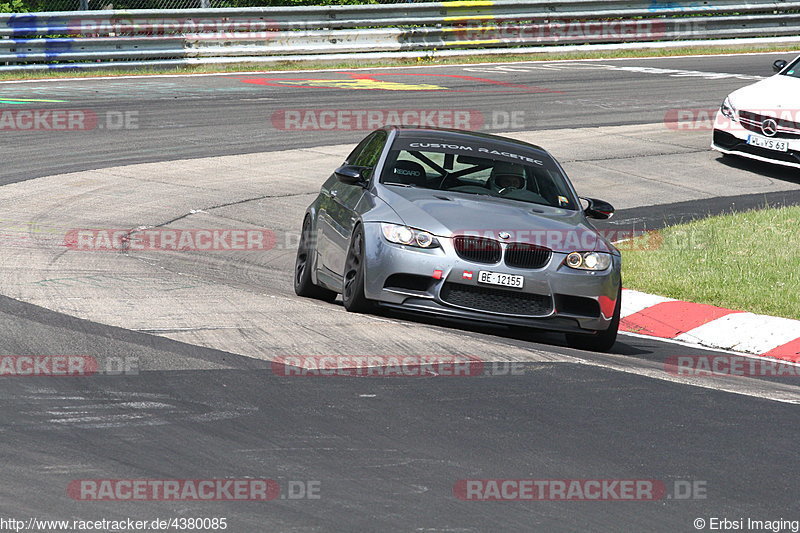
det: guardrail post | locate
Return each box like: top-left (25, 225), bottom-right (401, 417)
top-left (200, 0), bottom-right (210, 7)
top-left (79, 0), bottom-right (89, 9)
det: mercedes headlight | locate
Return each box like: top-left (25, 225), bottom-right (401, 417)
top-left (565, 251), bottom-right (612, 271)
top-left (720, 96), bottom-right (737, 120)
top-left (381, 223), bottom-right (440, 248)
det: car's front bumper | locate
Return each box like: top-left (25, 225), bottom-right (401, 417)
top-left (362, 223), bottom-right (621, 334)
top-left (711, 110), bottom-right (800, 169)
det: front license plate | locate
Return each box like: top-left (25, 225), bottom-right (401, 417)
top-left (477, 271), bottom-right (524, 289)
top-left (747, 134), bottom-right (788, 152)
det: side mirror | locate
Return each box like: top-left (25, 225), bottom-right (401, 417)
top-left (582, 197), bottom-right (615, 220)
top-left (334, 165), bottom-right (369, 187)
top-left (773, 59), bottom-right (788, 73)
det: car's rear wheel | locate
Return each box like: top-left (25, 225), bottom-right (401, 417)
top-left (565, 287), bottom-right (621, 352)
top-left (342, 225), bottom-right (374, 313)
top-left (294, 216), bottom-right (337, 302)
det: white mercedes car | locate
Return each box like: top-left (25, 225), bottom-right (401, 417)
top-left (711, 55), bottom-right (800, 169)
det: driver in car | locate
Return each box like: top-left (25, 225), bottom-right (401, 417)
top-left (495, 173), bottom-right (525, 191)
top-left (489, 163), bottom-right (549, 204)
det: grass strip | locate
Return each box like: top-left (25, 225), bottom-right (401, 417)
top-left (619, 205), bottom-right (800, 320)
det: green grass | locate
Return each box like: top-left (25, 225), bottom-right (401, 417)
top-left (0, 42), bottom-right (798, 81)
top-left (619, 205), bottom-right (800, 320)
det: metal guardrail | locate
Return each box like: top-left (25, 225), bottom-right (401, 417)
top-left (1, 0), bottom-right (799, 70)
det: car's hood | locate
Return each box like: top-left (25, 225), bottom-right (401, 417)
top-left (378, 186), bottom-right (613, 253)
top-left (729, 74), bottom-right (800, 112)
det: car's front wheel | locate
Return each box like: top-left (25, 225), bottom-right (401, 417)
top-left (342, 225), bottom-right (374, 313)
top-left (294, 216), bottom-right (337, 303)
top-left (564, 288), bottom-right (621, 352)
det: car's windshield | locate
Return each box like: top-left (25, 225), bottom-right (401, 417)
top-left (780, 57), bottom-right (800, 77)
top-left (379, 141), bottom-right (578, 210)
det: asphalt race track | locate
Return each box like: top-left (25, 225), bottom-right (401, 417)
top-left (0, 52), bottom-right (791, 183)
top-left (1, 52), bottom-right (799, 532)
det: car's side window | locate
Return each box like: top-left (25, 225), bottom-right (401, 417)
top-left (351, 131), bottom-right (387, 173)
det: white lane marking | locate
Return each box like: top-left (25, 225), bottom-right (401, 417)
top-left (620, 331), bottom-right (800, 367)
top-left (567, 349), bottom-right (800, 404)
top-left (621, 289), bottom-right (675, 318)
top-left (620, 330), bottom-right (741, 354)
top-left (675, 313), bottom-right (800, 354)
top-left (0, 51), bottom-right (790, 84)
top-left (463, 62), bottom-right (766, 80)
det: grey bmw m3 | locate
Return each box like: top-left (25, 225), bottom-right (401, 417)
top-left (295, 126), bottom-right (622, 352)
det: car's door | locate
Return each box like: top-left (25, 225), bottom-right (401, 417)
top-left (317, 131), bottom-right (387, 280)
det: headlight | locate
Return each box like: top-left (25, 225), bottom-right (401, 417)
top-left (381, 223), bottom-right (440, 248)
top-left (565, 251), bottom-right (612, 271)
top-left (720, 96), bottom-right (737, 120)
